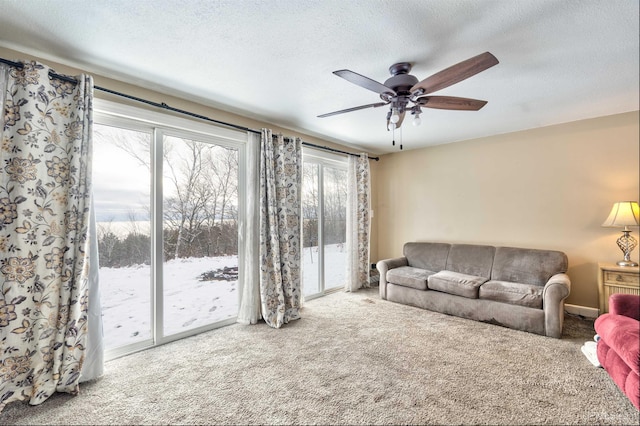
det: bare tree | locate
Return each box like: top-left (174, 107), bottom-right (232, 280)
top-left (302, 163), bottom-right (319, 263)
top-left (162, 139), bottom-right (240, 258)
top-left (163, 137), bottom-right (207, 259)
top-left (97, 218), bottom-right (118, 266)
top-left (207, 147), bottom-right (238, 254)
top-left (323, 167), bottom-right (347, 249)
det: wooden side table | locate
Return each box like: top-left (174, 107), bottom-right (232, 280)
top-left (597, 262), bottom-right (640, 314)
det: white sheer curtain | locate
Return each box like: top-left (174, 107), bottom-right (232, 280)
top-left (345, 153), bottom-right (371, 292)
top-left (237, 131), bottom-right (262, 324)
top-left (80, 199), bottom-right (104, 382)
top-left (0, 64), bottom-right (7, 128)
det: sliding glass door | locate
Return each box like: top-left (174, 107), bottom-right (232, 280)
top-left (302, 150), bottom-right (347, 298)
top-left (94, 100), bottom-right (245, 359)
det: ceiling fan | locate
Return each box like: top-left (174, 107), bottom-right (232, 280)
top-left (318, 52), bottom-right (499, 148)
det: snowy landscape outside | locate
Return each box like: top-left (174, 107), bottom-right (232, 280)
top-left (100, 244), bottom-right (346, 349)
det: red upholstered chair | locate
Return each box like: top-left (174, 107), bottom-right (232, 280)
top-left (594, 293), bottom-right (640, 410)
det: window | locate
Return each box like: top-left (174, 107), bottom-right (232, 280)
top-left (94, 100), bottom-right (246, 359)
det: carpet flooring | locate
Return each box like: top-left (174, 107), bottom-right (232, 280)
top-left (1, 287), bottom-right (637, 425)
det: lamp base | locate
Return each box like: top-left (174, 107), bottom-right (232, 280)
top-left (616, 230), bottom-right (638, 268)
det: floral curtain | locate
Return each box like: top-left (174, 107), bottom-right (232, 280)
top-left (259, 129), bottom-right (302, 328)
top-left (345, 153), bottom-right (371, 292)
top-left (0, 61), bottom-right (93, 410)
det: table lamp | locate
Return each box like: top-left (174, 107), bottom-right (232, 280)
top-left (602, 201), bottom-right (640, 267)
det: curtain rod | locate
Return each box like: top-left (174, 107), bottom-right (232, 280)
top-left (0, 57), bottom-right (380, 161)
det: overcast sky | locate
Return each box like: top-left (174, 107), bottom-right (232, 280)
top-left (92, 125), bottom-right (151, 224)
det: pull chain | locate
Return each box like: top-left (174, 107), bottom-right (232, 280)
top-left (392, 124), bottom-right (395, 146)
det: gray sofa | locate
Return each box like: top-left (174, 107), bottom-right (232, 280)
top-left (377, 242), bottom-right (571, 338)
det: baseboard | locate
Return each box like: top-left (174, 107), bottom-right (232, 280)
top-left (565, 303), bottom-right (599, 319)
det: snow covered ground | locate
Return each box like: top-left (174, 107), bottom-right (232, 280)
top-left (100, 244), bottom-right (347, 350)
top-left (100, 256), bottom-right (238, 350)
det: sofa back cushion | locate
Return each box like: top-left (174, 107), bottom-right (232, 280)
top-left (403, 242), bottom-right (450, 272)
top-left (491, 246), bottom-right (568, 286)
top-left (445, 244), bottom-right (495, 279)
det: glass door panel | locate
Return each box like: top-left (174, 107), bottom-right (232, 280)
top-left (323, 166), bottom-right (347, 290)
top-left (93, 124), bottom-right (152, 351)
top-left (302, 162), bottom-right (321, 297)
top-left (162, 135), bottom-right (239, 336)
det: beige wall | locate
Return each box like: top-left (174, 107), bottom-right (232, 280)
top-left (373, 111), bottom-right (640, 308)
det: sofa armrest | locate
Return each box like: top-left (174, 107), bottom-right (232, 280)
top-left (377, 257), bottom-right (408, 300)
top-left (609, 293), bottom-right (640, 321)
top-left (542, 273), bottom-right (571, 338)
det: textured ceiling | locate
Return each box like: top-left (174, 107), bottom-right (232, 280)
top-left (0, 0), bottom-right (638, 154)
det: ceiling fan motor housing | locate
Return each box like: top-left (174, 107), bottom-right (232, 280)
top-left (382, 63), bottom-right (419, 109)
top-left (384, 73), bottom-right (419, 94)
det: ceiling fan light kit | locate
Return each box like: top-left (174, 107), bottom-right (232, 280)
top-left (411, 105), bottom-right (422, 127)
top-left (319, 52), bottom-right (499, 150)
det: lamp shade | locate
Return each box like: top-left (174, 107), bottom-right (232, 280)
top-left (602, 201), bottom-right (640, 227)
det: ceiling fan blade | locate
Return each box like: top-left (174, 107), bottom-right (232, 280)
top-left (333, 69), bottom-right (395, 95)
top-left (411, 52), bottom-right (499, 95)
top-left (318, 102), bottom-right (388, 118)
top-left (417, 96), bottom-right (488, 111)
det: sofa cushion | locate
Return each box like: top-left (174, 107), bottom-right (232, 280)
top-left (403, 242), bottom-right (450, 272)
top-left (479, 280), bottom-right (543, 309)
top-left (427, 270), bottom-right (488, 299)
top-left (595, 313), bottom-right (640, 376)
top-left (491, 246), bottom-right (568, 286)
top-left (596, 337), bottom-right (640, 410)
top-left (446, 244), bottom-right (495, 279)
top-left (386, 266), bottom-right (433, 290)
